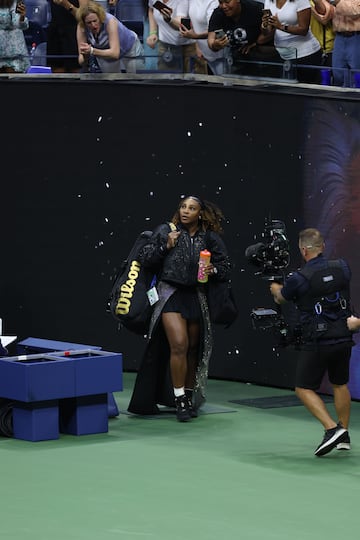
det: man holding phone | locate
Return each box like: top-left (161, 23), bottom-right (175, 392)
top-left (208, 0), bottom-right (281, 76)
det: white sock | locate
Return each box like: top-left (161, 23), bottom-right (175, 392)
top-left (174, 387), bottom-right (185, 397)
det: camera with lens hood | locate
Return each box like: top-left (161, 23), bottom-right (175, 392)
top-left (246, 218), bottom-right (301, 347)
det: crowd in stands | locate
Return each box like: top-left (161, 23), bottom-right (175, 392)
top-left (0, 0), bottom-right (360, 86)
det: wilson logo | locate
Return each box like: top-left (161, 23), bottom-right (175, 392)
top-left (115, 260), bottom-right (141, 315)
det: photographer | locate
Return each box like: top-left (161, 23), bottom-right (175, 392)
top-left (270, 228), bottom-right (354, 457)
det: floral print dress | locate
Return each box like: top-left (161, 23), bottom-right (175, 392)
top-left (0, 2), bottom-right (30, 72)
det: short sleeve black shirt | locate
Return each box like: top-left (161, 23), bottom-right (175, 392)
top-left (208, 0), bottom-right (263, 48)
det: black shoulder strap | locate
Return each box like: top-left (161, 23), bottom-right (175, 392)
top-left (299, 259), bottom-right (342, 281)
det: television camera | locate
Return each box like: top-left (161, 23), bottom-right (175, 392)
top-left (245, 218), bottom-right (301, 347)
top-left (245, 218), bottom-right (290, 281)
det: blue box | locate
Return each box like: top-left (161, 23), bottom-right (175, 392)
top-left (49, 349), bottom-right (123, 396)
top-left (17, 337), bottom-right (101, 356)
top-left (0, 346), bottom-right (122, 441)
top-left (59, 394), bottom-right (108, 435)
top-left (13, 400), bottom-right (59, 441)
top-left (0, 354), bottom-right (75, 402)
top-left (15, 339), bottom-right (119, 416)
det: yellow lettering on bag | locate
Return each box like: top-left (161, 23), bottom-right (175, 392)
top-left (115, 260), bottom-right (141, 316)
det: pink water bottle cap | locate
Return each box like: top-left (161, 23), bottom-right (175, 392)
top-left (198, 250), bottom-right (211, 283)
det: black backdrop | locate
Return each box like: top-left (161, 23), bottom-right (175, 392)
top-left (1, 77), bottom-right (357, 389)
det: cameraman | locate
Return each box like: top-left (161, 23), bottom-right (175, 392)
top-left (270, 228), bottom-right (354, 457)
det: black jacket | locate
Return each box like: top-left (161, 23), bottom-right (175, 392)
top-left (139, 223), bottom-right (232, 287)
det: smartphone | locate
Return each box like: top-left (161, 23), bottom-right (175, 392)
top-left (153, 1), bottom-right (172, 13)
top-left (214, 29), bottom-right (226, 39)
top-left (16, 0), bottom-right (24, 12)
top-left (262, 9), bottom-right (272, 16)
top-left (181, 17), bottom-right (191, 30)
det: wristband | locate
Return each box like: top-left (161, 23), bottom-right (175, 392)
top-left (90, 46), bottom-right (94, 55)
top-left (149, 30), bottom-right (157, 35)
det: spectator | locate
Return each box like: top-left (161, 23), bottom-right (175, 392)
top-left (208, 0), bottom-right (281, 78)
top-left (48, 0), bottom-right (87, 73)
top-left (261, 0), bottom-right (322, 83)
top-left (76, 1), bottom-right (144, 73)
top-left (0, 0), bottom-right (30, 73)
top-left (179, 0), bottom-right (226, 75)
top-left (327, 0), bottom-right (360, 87)
top-left (310, 0), bottom-right (335, 68)
top-left (127, 195), bottom-right (232, 421)
top-left (146, 0), bottom-right (207, 73)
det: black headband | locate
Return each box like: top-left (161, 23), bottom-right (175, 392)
top-left (183, 195), bottom-right (205, 209)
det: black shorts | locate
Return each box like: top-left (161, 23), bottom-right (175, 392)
top-left (162, 286), bottom-right (201, 321)
top-left (47, 22), bottom-right (80, 71)
top-left (295, 341), bottom-right (353, 390)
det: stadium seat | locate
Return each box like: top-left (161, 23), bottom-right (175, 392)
top-left (115, 0), bottom-right (145, 40)
top-left (25, 0), bottom-right (51, 28)
top-left (23, 0), bottom-right (49, 55)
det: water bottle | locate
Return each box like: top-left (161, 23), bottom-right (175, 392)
top-left (30, 42), bottom-right (36, 65)
top-left (197, 250), bottom-right (211, 283)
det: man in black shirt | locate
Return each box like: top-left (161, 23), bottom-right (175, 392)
top-left (270, 228), bottom-right (354, 457)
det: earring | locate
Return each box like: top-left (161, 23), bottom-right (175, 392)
top-left (199, 215), bottom-right (202, 220)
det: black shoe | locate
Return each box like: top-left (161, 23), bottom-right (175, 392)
top-left (315, 426), bottom-right (348, 457)
top-left (336, 423), bottom-right (351, 450)
top-left (175, 395), bottom-right (191, 422)
top-left (185, 390), bottom-right (198, 418)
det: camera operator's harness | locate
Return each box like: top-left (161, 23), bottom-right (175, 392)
top-left (296, 260), bottom-right (352, 342)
